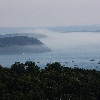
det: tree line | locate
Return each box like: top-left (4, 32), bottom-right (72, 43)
top-left (0, 36), bottom-right (43, 47)
top-left (0, 61), bottom-right (100, 100)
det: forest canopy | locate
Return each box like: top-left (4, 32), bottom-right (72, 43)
top-left (0, 36), bottom-right (43, 47)
top-left (0, 62), bottom-right (100, 100)
top-left (0, 36), bottom-right (51, 54)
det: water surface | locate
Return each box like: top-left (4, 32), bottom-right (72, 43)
top-left (0, 28), bottom-right (100, 70)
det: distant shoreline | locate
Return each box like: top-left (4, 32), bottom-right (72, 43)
top-left (60, 30), bottom-right (100, 33)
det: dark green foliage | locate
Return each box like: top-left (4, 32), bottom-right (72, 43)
top-left (0, 36), bottom-right (51, 54)
top-left (0, 62), bottom-right (100, 99)
top-left (0, 36), bottom-right (43, 47)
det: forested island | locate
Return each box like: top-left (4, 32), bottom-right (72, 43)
top-left (0, 36), bottom-right (51, 54)
top-left (0, 61), bottom-right (100, 99)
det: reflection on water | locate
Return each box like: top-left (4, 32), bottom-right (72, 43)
top-left (0, 29), bottom-right (100, 70)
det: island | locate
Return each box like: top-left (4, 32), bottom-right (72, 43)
top-left (0, 36), bottom-right (51, 54)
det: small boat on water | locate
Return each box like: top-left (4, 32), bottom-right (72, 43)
top-left (74, 65), bottom-right (78, 66)
top-left (90, 59), bottom-right (95, 61)
top-left (37, 61), bottom-right (40, 63)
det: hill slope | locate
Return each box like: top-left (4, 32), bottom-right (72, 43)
top-left (0, 36), bottom-right (51, 54)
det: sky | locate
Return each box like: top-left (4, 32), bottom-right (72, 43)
top-left (0, 0), bottom-right (100, 27)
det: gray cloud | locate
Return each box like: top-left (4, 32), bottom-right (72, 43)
top-left (0, 0), bottom-right (100, 27)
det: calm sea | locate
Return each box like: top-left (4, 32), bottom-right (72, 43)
top-left (0, 28), bottom-right (100, 70)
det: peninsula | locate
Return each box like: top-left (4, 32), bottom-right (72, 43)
top-left (0, 36), bottom-right (51, 54)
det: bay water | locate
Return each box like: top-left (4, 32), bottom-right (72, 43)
top-left (0, 28), bottom-right (100, 70)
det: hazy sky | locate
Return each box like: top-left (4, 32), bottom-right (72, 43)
top-left (0, 0), bottom-right (100, 27)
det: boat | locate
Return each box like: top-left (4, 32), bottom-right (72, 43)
top-left (37, 61), bottom-right (40, 63)
top-left (90, 59), bottom-right (95, 61)
top-left (74, 65), bottom-right (78, 66)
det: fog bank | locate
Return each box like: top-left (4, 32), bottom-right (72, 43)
top-left (23, 29), bottom-right (100, 52)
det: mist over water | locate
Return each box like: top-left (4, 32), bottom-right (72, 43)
top-left (0, 28), bottom-right (100, 70)
top-left (25, 29), bottom-right (100, 53)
